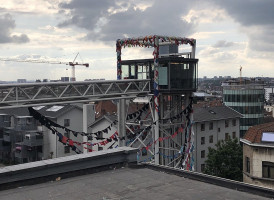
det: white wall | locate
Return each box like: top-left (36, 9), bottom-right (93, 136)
top-left (43, 108), bottom-right (84, 159)
top-left (243, 144), bottom-right (274, 189)
top-left (88, 118), bottom-right (118, 151)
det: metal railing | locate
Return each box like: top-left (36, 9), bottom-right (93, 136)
top-left (0, 79), bottom-right (151, 109)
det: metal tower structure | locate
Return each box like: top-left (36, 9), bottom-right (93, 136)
top-left (116, 35), bottom-right (198, 170)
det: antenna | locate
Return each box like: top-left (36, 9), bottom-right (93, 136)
top-left (240, 65), bottom-right (243, 84)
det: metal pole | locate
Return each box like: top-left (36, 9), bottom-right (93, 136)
top-left (83, 103), bottom-right (95, 153)
top-left (116, 40), bottom-right (122, 80)
top-left (118, 98), bottom-right (126, 147)
top-left (153, 36), bottom-right (160, 165)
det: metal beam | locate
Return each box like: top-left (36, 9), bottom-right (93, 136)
top-left (0, 79), bottom-right (150, 109)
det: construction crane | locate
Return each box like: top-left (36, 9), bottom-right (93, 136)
top-left (0, 53), bottom-right (89, 81)
top-left (239, 65), bottom-right (243, 84)
top-left (69, 53), bottom-right (89, 81)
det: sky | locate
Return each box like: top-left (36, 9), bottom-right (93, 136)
top-left (0, 0), bottom-right (273, 81)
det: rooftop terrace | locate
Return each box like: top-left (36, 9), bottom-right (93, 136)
top-left (0, 147), bottom-right (273, 199)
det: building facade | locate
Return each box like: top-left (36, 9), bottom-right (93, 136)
top-left (222, 79), bottom-right (265, 137)
top-left (193, 106), bottom-right (242, 173)
top-left (0, 104), bottom-right (91, 164)
top-left (1, 113), bottom-right (41, 164)
top-left (241, 122), bottom-right (274, 189)
top-left (265, 87), bottom-right (274, 103)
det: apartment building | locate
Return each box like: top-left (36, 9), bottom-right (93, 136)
top-left (193, 106), bottom-right (242, 173)
top-left (241, 122), bottom-right (274, 189)
top-left (0, 104), bottom-right (89, 164)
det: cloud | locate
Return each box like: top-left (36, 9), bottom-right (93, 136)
top-left (213, 40), bottom-right (235, 48)
top-left (58, 0), bottom-right (117, 29)
top-left (0, 13), bottom-right (30, 44)
top-left (209, 0), bottom-right (274, 27)
top-left (58, 0), bottom-right (195, 42)
top-left (209, 0), bottom-right (274, 52)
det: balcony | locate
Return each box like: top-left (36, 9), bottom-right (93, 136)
top-left (14, 146), bottom-right (28, 159)
top-left (23, 133), bottom-right (43, 147)
top-left (0, 139), bottom-right (10, 152)
top-left (3, 134), bottom-right (11, 142)
top-left (3, 127), bottom-right (14, 142)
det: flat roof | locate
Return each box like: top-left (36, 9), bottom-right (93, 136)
top-left (0, 167), bottom-right (269, 200)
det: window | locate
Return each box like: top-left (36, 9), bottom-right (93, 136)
top-left (201, 123), bottom-right (205, 131)
top-left (64, 146), bottom-right (70, 153)
top-left (225, 120), bottom-right (229, 128)
top-left (232, 119), bottom-right (236, 126)
top-left (201, 137), bottom-right (205, 145)
top-left (246, 157), bottom-right (250, 173)
top-left (209, 135), bottom-right (213, 143)
top-left (98, 146), bottom-right (103, 151)
top-left (64, 119), bottom-right (70, 127)
top-left (26, 118), bottom-right (32, 124)
top-left (209, 122), bottom-right (213, 130)
top-left (262, 161), bottom-right (274, 179)
top-left (201, 150), bottom-right (205, 158)
top-left (225, 133), bottom-right (230, 141)
top-left (201, 164), bottom-right (205, 172)
top-left (25, 134), bottom-right (30, 140)
top-left (232, 132), bottom-right (236, 139)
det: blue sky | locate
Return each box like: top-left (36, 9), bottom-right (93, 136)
top-left (0, 0), bottom-right (273, 81)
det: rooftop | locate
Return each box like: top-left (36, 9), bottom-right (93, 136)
top-left (0, 166), bottom-right (270, 200)
top-left (0, 104), bottom-right (82, 118)
top-left (193, 105), bottom-right (243, 123)
top-left (0, 147), bottom-right (273, 199)
top-left (243, 122), bottom-right (274, 144)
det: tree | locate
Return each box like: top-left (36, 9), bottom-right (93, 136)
top-left (204, 138), bottom-right (243, 181)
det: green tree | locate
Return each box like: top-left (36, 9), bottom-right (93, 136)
top-left (204, 138), bottom-right (243, 181)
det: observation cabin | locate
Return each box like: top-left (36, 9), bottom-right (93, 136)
top-left (120, 44), bottom-right (198, 94)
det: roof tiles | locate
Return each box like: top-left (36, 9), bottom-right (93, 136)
top-left (243, 122), bottom-right (274, 143)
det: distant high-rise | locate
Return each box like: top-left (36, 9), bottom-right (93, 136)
top-left (61, 77), bottom-right (70, 82)
top-left (222, 79), bottom-right (265, 137)
top-left (265, 87), bottom-right (274, 103)
top-left (17, 79), bottom-right (26, 83)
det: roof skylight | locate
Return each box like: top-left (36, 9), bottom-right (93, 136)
top-left (46, 106), bottom-right (64, 112)
top-left (261, 132), bottom-right (274, 142)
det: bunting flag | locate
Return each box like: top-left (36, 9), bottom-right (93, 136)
top-left (180, 97), bottom-right (195, 171)
top-left (153, 35), bottom-right (160, 114)
top-left (116, 35), bottom-right (196, 115)
top-left (136, 97), bottom-right (194, 171)
top-left (126, 102), bottom-right (150, 121)
top-left (28, 107), bottom-right (118, 138)
top-left (116, 36), bottom-right (196, 49)
top-left (52, 127), bottom-right (82, 154)
top-left (161, 98), bottom-right (194, 124)
top-left (116, 40), bottom-right (122, 80)
top-left (139, 125), bottom-right (184, 152)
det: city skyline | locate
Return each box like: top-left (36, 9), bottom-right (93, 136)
top-left (0, 0), bottom-right (273, 81)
